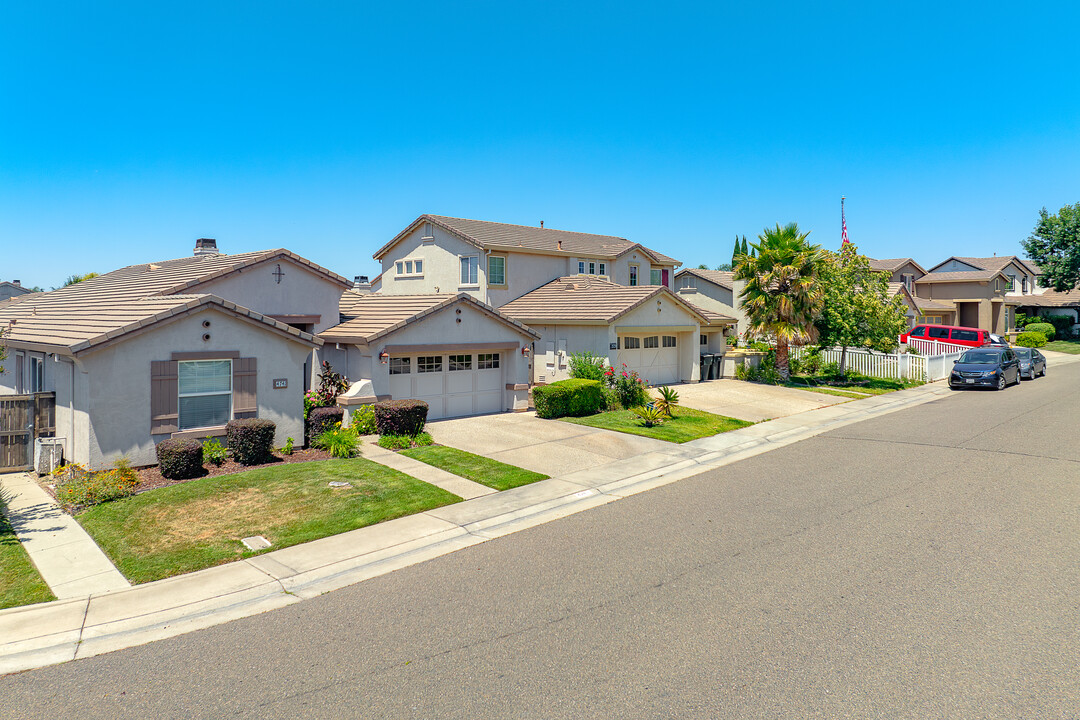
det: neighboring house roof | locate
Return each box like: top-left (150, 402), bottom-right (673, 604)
top-left (927, 255), bottom-right (1040, 277)
top-left (674, 268), bottom-right (734, 290)
top-left (373, 214), bottom-right (680, 266)
top-left (915, 270), bottom-right (1008, 283)
top-left (0, 293), bottom-right (320, 355)
top-left (0, 281), bottom-right (33, 296)
top-left (1015, 288), bottom-right (1080, 307)
top-left (498, 276), bottom-right (719, 325)
top-left (868, 258), bottom-right (926, 274)
top-left (887, 282), bottom-right (921, 309)
top-left (321, 293), bottom-right (540, 345)
top-left (912, 296), bottom-right (957, 312)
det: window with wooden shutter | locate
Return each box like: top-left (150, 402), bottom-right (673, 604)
top-left (233, 358), bottom-right (257, 419)
top-left (150, 360), bottom-right (179, 434)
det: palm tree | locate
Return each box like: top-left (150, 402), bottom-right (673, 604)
top-left (733, 223), bottom-right (825, 380)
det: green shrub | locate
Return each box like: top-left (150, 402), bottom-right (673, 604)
top-left (351, 404), bottom-right (377, 435)
top-left (202, 437), bottom-right (228, 466)
top-left (654, 386), bottom-right (679, 417)
top-left (1025, 322), bottom-right (1056, 341)
top-left (600, 385), bottom-right (620, 410)
top-left (633, 405), bottom-right (667, 427)
top-left (568, 352), bottom-right (607, 382)
top-left (1045, 314), bottom-right (1075, 338)
top-left (307, 406), bottom-right (344, 443)
top-left (156, 439), bottom-right (205, 479)
top-left (373, 399), bottom-right (429, 436)
top-left (611, 365), bottom-right (649, 409)
top-left (377, 432), bottom-right (434, 450)
top-left (281, 437), bottom-right (294, 455)
top-left (226, 418), bottom-right (276, 465)
top-left (56, 459), bottom-right (139, 510)
top-left (533, 379), bottom-right (605, 419)
top-left (1015, 331), bottom-right (1047, 348)
top-left (314, 423), bottom-right (360, 458)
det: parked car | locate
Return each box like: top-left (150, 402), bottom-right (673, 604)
top-left (984, 333), bottom-right (1010, 348)
top-left (1014, 347), bottom-right (1047, 380)
top-left (949, 347), bottom-right (1021, 390)
top-left (901, 324), bottom-right (991, 348)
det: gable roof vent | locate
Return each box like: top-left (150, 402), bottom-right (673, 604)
top-left (194, 238), bottom-right (220, 256)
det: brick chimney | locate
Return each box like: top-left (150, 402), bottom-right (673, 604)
top-left (194, 238), bottom-right (220, 256)
top-left (353, 275), bottom-right (372, 294)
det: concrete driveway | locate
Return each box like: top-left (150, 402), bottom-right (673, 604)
top-left (426, 411), bottom-right (674, 477)
top-left (659, 378), bottom-right (846, 421)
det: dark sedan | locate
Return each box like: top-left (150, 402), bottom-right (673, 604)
top-left (949, 347), bottom-right (1021, 390)
top-left (1014, 347), bottom-right (1047, 380)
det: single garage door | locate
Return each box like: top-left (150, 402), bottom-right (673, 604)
top-left (617, 334), bottom-right (680, 386)
top-left (387, 352), bottom-right (504, 420)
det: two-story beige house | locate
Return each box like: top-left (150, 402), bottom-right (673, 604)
top-left (915, 256), bottom-right (1040, 332)
top-left (318, 215), bottom-right (733, 411)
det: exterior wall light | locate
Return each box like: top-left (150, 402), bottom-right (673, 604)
top-left (521, 346), bottom-right (531, 357)
top-left (379, 351), bottom-right (389, 364)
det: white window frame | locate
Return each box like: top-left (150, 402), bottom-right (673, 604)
top-left (662, 335), bottom-right (676, 348)
top-left (478, 353), bottom-right (500, 370)
top-left (589, 261), bottom-right (596, 275)
top-left (460, 256), bottom-right (479, 286)
top-left (417, 356), bottom-right (441, 373)
top-left (488, 255), bottom-right (507, 287)
top-left (623, 336), bottom-right (641, 349)
top-left (578, 260), bottom-right (586, 274)
top-left (178, 359), bottom-right (233, 431)
top-left (389, 357), bottom-right (411, 375)
top-left (396, 258), bottom-right (424, 278)
top-left (29, 356), bottom-right (45, 393)
top-left (449, 354), bottom-right (473, 371)
top-left (650, 268), bottom-right (662, 286)
top-left (598, 262), bottom-right (606, 276)
top-left (644, 336), bottom-right (659, 349)
top-left (629, 265), bottom-right (639, 286)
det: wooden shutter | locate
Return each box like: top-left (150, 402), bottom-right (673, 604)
top-left (233, 358), bottom-right (257, 419)
top-left (150, 361), bottom-right (179, 434)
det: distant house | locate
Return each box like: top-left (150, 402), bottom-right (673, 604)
top-left (0, 280), bottom-right (34, 302)
top-left (673, 268), bottom-right (747, 338)
top-left (0, 240), bottom-right (350, 469)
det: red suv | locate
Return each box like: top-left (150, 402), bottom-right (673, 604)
top-left (900, 324), bottom-right (990, 348)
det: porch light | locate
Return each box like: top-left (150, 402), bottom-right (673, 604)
top-left (521, 346), bottom-right (531, 357)
top-left (379, 351), bottom-right (389, 364)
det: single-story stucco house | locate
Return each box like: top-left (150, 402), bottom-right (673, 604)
top-left (0, 240), bottom-right (351, 470)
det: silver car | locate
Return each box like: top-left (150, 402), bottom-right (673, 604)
top-left (1014, 347), bottom-right (1047, 379)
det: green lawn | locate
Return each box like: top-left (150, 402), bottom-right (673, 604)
top-left (560, 406), bottom-right (752, 443)
top-left (77, 459), bottom-right (462, 584)
top-left (0, 509), bottom-right (55, 609)
top-left (1043, 339), bottom-right (1080, 354)
top-left (400, 445), bottom-right (549, 491)
top-left (785, 375), bottom-right (923, 397)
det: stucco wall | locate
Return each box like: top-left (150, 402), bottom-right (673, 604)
top-left (379, 225), bottom-right (484, 298)
top-left (77, 307), bottom-right (312, 469)
top-left (196, 257), bottom-right (345, 334)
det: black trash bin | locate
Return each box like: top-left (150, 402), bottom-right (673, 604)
top-left (699, 354), bottom-right (711, 381)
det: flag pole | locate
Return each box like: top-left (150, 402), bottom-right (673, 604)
top-left (840, 195), bottom-right (849, 247)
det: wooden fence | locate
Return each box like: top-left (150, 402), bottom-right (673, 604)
top-left (0, 392), bottom-right (56, 472)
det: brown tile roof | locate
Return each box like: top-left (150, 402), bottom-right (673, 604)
top-left (499, 276), bottom-right (715, 325)
top-left (0, 294), bottom-right (319, 354)
top-left (680, 301), bottom-right (735, 326)
top-left (321, 293), bottom-right (539, 344)
top-left (868, 258), bottom-right (926, 274)
top-left (916, 270), bottom-right (1005, 283)
top-left (0, 249), bottom-right (342, 353)
top-left (374, 214), bottom-right (679, 266)
top-left (1015, 289), bottom-right (1080, 307)
top-left (675, 268), bottom-right (734, 289)
top-left (912, 296), bottom-right (957, 312)
top-left (928, 255), bottom-right (1040, 276)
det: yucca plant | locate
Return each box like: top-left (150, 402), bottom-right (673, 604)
top-left (653, 386), bottom-right (680, 417)
top-left (632, 405), bottom-right (667, 428)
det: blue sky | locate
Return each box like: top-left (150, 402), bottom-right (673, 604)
top-left (3, 1), bottom-right (1079, 288)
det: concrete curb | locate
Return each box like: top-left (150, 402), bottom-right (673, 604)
top-left (0, 375), bottom-right (1036, 675)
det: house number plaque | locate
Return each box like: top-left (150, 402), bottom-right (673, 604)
top-left (273, 378), bottom-right (288, 389)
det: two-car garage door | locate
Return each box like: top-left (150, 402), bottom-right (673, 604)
top-left (617, 333), bottom-right (680, 386)
top-left (387, 352), bottom-right (504, 420)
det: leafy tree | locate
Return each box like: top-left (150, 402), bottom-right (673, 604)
top-left (61, 272), bottom-right (99, 287)
top-left (731, 236), bottom-right (741, 267)
top-left (697, 263), bottom-right (710, 270)
top-left (714, 263), bottom-right (733, 271)
top-left (740, 236), bottom-right (749, 258)
top-left (734, 223), bottom-right (825, 380)
top-left (814, 243), bottom-right (908, 374)
top-left (1022, 202), bottom-right (1080, 291)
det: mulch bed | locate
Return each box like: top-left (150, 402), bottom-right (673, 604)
top-left (131, 448), bottom-right (335, 493)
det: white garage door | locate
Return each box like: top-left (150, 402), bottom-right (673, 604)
top-left (617, 334), bottom-right (680, 386)
top-left (387, 352), bottom-right (504, 420)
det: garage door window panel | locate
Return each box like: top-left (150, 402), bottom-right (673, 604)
top-left (644, 336), bottom-right (659, 349)
top-left (389, 357), bottom-right (411, 375)
top-left (478, 353), bottom-right (500, 369)
top-left (178, 360), bottom-right (232, 430)
top-left (623, 337), bottom-right (640, 349)
top-left (449, 355), bottom-right (473, 371)
top-left (663, 336), bottom-right (677, 348)
top-left (418, 356), bottom-right (442, 373)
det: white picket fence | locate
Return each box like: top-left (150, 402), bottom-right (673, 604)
top-left (790, 346), bottom-right (964, 382)
top-left (906, 336), bottom-right (971, 355)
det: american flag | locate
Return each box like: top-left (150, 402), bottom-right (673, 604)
top-left (841, 196), bottom-right (850, 246)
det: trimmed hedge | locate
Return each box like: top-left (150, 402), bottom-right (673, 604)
top-left (533, 379), bottom-right (604, 419)
top-left (226, 418), bottom-right (276, 465)
top-left (1016, 331), bottom-right (1048, 348)
top-left (307, 406), bottom-right (344, 442)
top-left (156, 439), bottom-right (204, 480)
top-left (1024, 322), bottom-right (1056, 341)
top-left (374, 399), bottom-right (429, 436)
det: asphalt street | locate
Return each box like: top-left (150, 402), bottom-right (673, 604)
top-left (3, 364), bottom-right (1079, 719)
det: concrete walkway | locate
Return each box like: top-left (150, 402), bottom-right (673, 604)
top-left (362, 440), bottom-right (497, 500)
top-left (0, 473), bottom-right (130, 599)
top-left (0, 376), bottom-right (1004, 676)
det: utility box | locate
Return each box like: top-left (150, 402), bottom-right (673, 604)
top-left (34, 437), bottom-right (65, 475)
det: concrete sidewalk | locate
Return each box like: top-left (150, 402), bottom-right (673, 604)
top-left (0, 473), bottom-right (130, 599)
top-left (0, 378), bottom-right (981, 676)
